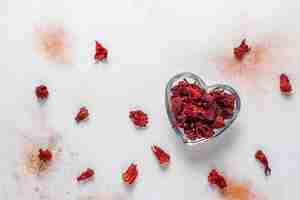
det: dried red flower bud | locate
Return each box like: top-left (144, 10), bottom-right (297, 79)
top-left (77, 168), bottom-right (95, 182)
top-left (94, 41), bottom-right (108, 62)
top-left (75, 107), bottom-right (89, 123)
top-left (122, 163), bottom-right (138, 184)
top-left (208, 169), bottom-right (227, 189)
top-left (255, 150), bottom-right (271, 176)
top-left (280, 73), bottom-right (292, 94)
top-left (151, 145), bottom-right (170, 166)
top-left (38, 149), bottom-right (52, 162)
top-left (129, 110), bottom-right (149, 127)
top-left (234, 39), bottom-right (251, 61)
top-left (35, 85), bottom-right (49, 99)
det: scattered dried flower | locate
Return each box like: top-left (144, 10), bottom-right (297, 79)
top-left (234, 39), bottom-right (251, 61)
top-left (38, 148), bottom-right (52, 162)
top-left (75, 107), bottom-right (89, 123)
top-left (122, 163), bottom-right (138, 185)
top-left (255, 150), bottom-right (271, 176)
top-left (208, 169), bottom-right (227, 190)
top-left (151, 145), bottom-right (170, 166)
top-left (35, 85), bottom-right (49, 100)
top-left (95, 41), bottom-right (108, 62)
top-left (77, 168), bottom-right (95, 182)
top-left (129, 110), bottom-right (149, 127)
top-left (280, 73), bottom-right (292, 94)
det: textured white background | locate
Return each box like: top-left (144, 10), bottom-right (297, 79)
top-left (1, 0), bottom-right (300, 199)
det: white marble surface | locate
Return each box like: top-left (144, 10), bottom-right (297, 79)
top-left (1, 0), bottom-right (300, 199)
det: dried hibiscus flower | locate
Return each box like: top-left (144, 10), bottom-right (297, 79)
top-left (234, 39), bottom-right (251, 61)
top-left (122, 163), bottom-right (138, 184)
top-left (75, 107), bottom-right (89, 123)
top-left (255, 150), bottom-right (271, 176)
top-left (280, 73), bottom-right (292, 94)
top-left (77, 168), bottom-right (95, 182)
top-left (151, 145), bottom-right (170, 166)
top-left (95, 41), bottom-right (108, 62)
top-left (129, 110), bottom-right (149, 127)
top-left (35, 85), bottom-right (49, 100)
top-left (208, 169), bottom-right (227, 190)
top-left (38, 148), bottom-right (52, 162)
top-left (170, 79), bottom-right (236, 141)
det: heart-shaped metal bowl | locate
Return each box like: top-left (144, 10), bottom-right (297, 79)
top-left (165, 72), bottom-right (241, 145)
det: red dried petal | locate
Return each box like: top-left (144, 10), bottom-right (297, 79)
top-left (234, 39), bottom-right (251, 61)
top-left (183, 104), bottom-right (203, 118)
top-left (151, 145), bottom-right (170, 165)
top-left (208, 169), bottom-right (227, 189)
top-left (171, 96), bottom-right (184, 114)
top-left (122, 163), bottom-right (138, 184)
top-left (129, 110), bottom-right (149, 127)
top-left (195, 123), bottom-right (214, 138)
top-left (212, 116), bottom-right (225, 128)
top-left (280, 73), bottom-right (292, 94)
top-left (255, 150), bottom-right (271, 176)
top-left (38, 149), bottom-right (52, 162)
top-left (75, 107), bottom-right (89, 123)
top-left (35, 85), bottom-right (49, 99)
top-left (184, 128), bottom-right (198, 140)
top-left (77, 168), bottom-right (95, 182)
top-left (94, 41), bottom-right (108, 62)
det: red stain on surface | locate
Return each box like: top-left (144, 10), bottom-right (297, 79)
top-left (18, 111), bottom-right (63, 176)
top-left (213, 178), bottom-right (264, 200)
top-left (35, 24), bottom-right (71, 64)
top-left (78, 193), bottom-right (124, 200)
top-left (223, 181), bottom-right (257, 200)
top-left (23, 135), bottom-right (61, 176)
top-left (216, 40), bottom-right (276, 90)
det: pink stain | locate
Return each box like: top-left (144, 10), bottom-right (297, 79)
top-left (35, 24), bottom-right (71, 64)
top-left (17, 110), bottom-right (62, 176)
top-left (215, 39), bottom-right (278, 91)
top-left (221, 180), bottom-right (262, 200)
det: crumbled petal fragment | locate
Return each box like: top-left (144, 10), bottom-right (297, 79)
top-left (170, 80), bottom-right (236, 141)
top-left (38, 148), bottom-right (52, 162)
top-left (280, 73), bottom-right (292, 94)
top-left (94, 41), bottom-right (108, 62)
top-left (234, 39), bottom-right (251, 61)
top-left (255, 150), bottom-right (271, 176)
top-left (77, 168), bottom-right (95, 182)
top-left (122, 163), bottom-right (138, 184)
top-left (208, 169), bottom-right (227, 189)
top-left (151, 145), bottom-right (170, 166)
top-left (129, 110), bottom-right (149, 127)
top-left (35, 85), bottom-right (49, 99)
top-left (212, 116), bottom-right (225, 128)
top-left (75, 107), bottom-right (89, 123)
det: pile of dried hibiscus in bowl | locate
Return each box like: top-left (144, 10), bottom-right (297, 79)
top-left (167, 73), bottom-right (240, 144)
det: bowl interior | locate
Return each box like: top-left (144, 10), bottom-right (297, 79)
top-left (165, 72), bottom-right (241, 145)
